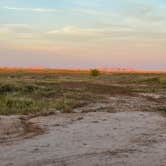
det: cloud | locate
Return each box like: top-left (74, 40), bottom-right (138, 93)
top-left (0, 24), bottom-right (36, 40)
top-left (47, 25), bottom-right (136, 36)
top-left (2, 1), bottom-right (166, 43)
top-left (3, 6), bottom-right (62, 13)
top-left (2, 6), bottom-right (101, 16)
top-left (120, 0), bottom-right (166, 24)
top-left (0, 24), bottom-right (34, 33)
top-left (47, 26), bottom-right (101, 37)
top-left (72, 9), bottom-right (102, 15)
top-left (46, 25), bottom-right (166, 43)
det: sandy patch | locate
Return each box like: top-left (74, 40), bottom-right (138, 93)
top-left (0, 111), bottom-right (165, 166)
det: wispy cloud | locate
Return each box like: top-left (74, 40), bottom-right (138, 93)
top-left (72, 9), bottom-right (102, 15)
top-left (2, 6), bottom-right (100, 16)
top-left (46, 25), bottom-right (166, 43)
top-left (3, 6), bottom-right (62, 13)
top-left (47, 26), bottom-right (101, 37)
top-left (0, 24), bottom-right (33, 33)
top-left (2, 2), bottom-right (166, 42)
top-left (0, 24), bottom-right (36, 39)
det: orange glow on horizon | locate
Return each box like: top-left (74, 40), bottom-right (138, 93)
top-left (0, 67), bottom-right (166, 74)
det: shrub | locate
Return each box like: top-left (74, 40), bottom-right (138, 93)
top-left (90, 69), bottom-right (100, 77)
top-left (0, 84), bottom-right (19, 93)
top-left (23, 85), bottom-right (38, 93)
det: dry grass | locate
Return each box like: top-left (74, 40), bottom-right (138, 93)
top-left (0, 69), bottom-right (165, 115)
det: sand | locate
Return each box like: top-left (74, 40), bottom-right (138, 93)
top-left (0, 111), bottom-right (165, 166)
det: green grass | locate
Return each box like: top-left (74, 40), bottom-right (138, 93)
top-left (0, 96), bottom-right (47, 115)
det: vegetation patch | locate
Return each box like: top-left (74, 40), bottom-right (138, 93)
top-left (0, 70), bottom-right (165, 115)
top-left (0, 96), bottom-right (47, 115)
top-left (159, 77), bottom-right (166, 84)
top-left (90, 69), bottom-right (101, 77)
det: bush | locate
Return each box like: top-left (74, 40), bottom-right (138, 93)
top-left (0, 84), bottom-right (19, 93)
top-left (23, 85), bottom-right (38, 93)
top-left (90, 69), bottom-right (100, 77)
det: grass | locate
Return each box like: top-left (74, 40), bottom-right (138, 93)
top-left (0, 96), bottom-right (46, 115)
top-left (0, 69), bottom-right (165, 115)
top-left (159, 77), bottom-right (166, 84)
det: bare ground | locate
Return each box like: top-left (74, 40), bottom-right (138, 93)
top-left (0, 94), bottom-right (166, 166)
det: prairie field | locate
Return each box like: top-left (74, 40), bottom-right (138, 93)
top-left (0, 69), bottom-right (165, 115)
top-left (0, 69), bottom-right (166, 166)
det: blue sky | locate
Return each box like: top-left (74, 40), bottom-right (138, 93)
top-left (0, 0), bottom-right (166, 69)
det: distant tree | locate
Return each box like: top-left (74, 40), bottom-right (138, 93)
top-left (90, 69), bottom-right (100, 76)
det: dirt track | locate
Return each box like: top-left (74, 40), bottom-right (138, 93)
top-left (0, 111), bottom-right (166, 166)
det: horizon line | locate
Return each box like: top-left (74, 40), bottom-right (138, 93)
top-left (0, 67), bottom-right (166, 74)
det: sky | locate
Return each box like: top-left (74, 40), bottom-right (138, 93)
top-left (0, 0), bottom-right (166, 70)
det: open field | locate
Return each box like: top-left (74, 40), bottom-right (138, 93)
top-left (0, 69), bottom-right (166, 115)
top-left (0, 69), bottom-right (166, 166)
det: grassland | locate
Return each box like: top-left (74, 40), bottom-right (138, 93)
top-left (0, 69), bottom-right (165, 115)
